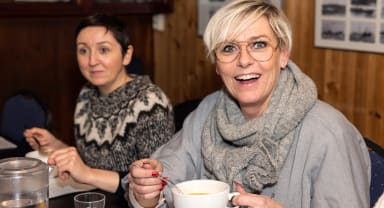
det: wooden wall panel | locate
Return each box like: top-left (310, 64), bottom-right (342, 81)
top-left (285, 0), bottom-right (384, 147)
top-left (0, 17), bottom-right (82, 146)
top-left (154, 0), bottom-right (384, 147)
top-left (0, 15), bottom-right (154, 146)
top-left (154, 0), bottom-right (221, 105)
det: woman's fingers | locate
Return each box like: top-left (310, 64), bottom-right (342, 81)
top-left (48, 147), bottom-right (83, 181)
top-left (25, 136), bottom-right (39, 150)
top-left (24, 128), bottom-right (53, 150)
top-left (129, 159), bottom-right (164, 199)
top-left (133, 188), bottom-right (162, 200)
top-left (130, 159), bottom-right (163, 179)
top-left (231, 181), bottom-right (282, 208)
top-left (234, 180), bottom-right (246, 193)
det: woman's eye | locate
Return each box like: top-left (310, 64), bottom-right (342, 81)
top-left (222, 44), bottom-right (238, 53)
top-left (100, 47), bottom-right (110, 54)
top-left (77, 48), bottom-right (87, 55)
top-left (252, 41), bottom-right (267, 49)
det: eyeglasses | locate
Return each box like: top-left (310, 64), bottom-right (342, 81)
top-left (214, 40), bottom-right (277, 63)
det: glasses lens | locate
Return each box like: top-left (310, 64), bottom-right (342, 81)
top-left (249, 46), bottom-right (273, 62)
top-left (215, 42), bottom-right (274, 63)
top-left (215, 42), bottom-right (238, 63)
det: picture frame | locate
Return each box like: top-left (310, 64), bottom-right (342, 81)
top-left (315, 0), bottom-right (384, 53)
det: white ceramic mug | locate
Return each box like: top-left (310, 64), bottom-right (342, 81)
top-left (172, 179), bottom-right (239, 208)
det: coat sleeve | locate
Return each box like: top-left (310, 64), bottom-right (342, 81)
top-left (151, 91), bottom-right (221, 207)
top-left (297, 102), bottom-right (371, 208)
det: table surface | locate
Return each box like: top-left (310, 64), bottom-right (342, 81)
top-left (49, 190), bottom-right (129, 208)
top-left (0, 152), bottom-right (130, 207)
top-left (0, 136), bottom-right (17, 150)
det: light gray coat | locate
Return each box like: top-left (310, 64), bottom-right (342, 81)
top-left (130, 90), bottom-right (371, 208)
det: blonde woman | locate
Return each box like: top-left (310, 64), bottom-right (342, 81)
top-left (125, 1), bottom-right (370, 207)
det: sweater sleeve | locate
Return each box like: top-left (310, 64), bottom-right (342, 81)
top-left (134, 101), bottom-right (175, 160)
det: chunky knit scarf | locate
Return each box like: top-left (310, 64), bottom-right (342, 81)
top-left (201, 61), bottom-right (317, 192)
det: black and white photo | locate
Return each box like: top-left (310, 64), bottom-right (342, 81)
top-left (315, 0), bottom-right (384, 53)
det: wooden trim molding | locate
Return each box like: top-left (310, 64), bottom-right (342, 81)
top-left (0, 0), bottom-right (172, 17)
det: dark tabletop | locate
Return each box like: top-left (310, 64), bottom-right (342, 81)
top-left (49, 189), bottom-right (129, 208)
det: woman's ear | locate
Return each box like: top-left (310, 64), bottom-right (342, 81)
top-left (123, 45), bottom-right (134, 66)
top-left (215, 66), bottom-right (220, 75)
top-left (279, 48), bottom-right (290, 68)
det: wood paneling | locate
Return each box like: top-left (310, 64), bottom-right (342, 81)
top-left (285, 0), bottom-right (384, 147)
top-left (0, 0), bottom-right (172, 17)
top-left (0, 15), bottom-right (154, 146)
top-left (153, 0), bottom-right (384, 147)
top-left (153, 0), bottom-right (221, 104)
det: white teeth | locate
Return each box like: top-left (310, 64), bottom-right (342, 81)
top-left (235, 73), bottom-right (261, 81)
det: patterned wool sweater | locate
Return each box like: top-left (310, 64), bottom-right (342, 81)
top-left (74, 75), bottom-right (175, 173)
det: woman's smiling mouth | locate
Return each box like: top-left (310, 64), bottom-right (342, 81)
top-left (235, 73), bottom-right (261, 82)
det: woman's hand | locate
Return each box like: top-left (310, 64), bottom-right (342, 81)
top-left (47, 147), bottom-right (91, 183)
top-left (231, 181), bottom-right (283, 208)
top-left (128, 159), bottom-right (165, 207)
top-left (24, 127), bottom-right (66, 153)
top-left (48, 147), bottom-right (120, 193)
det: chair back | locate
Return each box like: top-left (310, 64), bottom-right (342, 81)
top-left (365, 137), bottom-right (384, 207)
top-left (0, 90), bottom-right (51, 156)
top-left (173, 99), bottom-right (201, 131)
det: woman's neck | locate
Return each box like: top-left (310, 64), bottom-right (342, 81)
top-left (99, 73), bottom-right (132, 96)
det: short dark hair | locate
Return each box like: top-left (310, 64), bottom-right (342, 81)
top-left (75, 13), bottom-right (131, 55)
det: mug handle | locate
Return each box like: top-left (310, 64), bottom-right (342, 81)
top-left (228, 192), bottom-right (240, 208)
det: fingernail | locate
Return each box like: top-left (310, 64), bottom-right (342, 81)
top-left (152, 171), bottom-right (159, 177)
top-left (234, 180), bottom-right (243, 188)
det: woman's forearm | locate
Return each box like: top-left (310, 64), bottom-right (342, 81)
top-left (84, 168), bottom-right (120, 193)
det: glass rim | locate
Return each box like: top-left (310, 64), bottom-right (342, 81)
top-left (74, 192), bottom-right (105, 204)
top-left (215, 47), bottom-right (274, 63)
top-left (213, 40), bottom-right (280, 63)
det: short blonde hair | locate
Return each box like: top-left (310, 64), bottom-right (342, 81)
top-left (203, 0), bottom-right (292, 63)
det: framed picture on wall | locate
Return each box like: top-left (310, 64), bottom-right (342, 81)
top-left (198, 0), bottom-right (283, 36)
top-left (315, 0), bottom-right (384, 53)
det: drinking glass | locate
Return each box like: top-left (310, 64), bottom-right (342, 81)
top-left (74, 192), bottom-right (105, 208)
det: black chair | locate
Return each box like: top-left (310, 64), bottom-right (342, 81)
top-left (173, 99), bottom-right (201, 131)
top-left (0, 90), bottom-right (52, 158)
top-left (126, 55), bottom-right (145, 75)
top-left (364, 137), bottom-right (384, 207)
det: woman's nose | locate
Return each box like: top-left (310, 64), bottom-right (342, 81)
top-left (237, 46), bottom-right (255, 67)
top-left (88, 51), bottom-right (99, 66)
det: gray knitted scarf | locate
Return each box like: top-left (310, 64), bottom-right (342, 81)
top-left (201, 61), bottom-right (317, 192)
